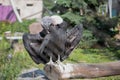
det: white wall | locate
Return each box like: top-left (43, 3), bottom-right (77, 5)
top-left (0, 0), bottom-right (43, 20)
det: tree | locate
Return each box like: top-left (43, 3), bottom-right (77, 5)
top-left (43, 0), bottom-right (119, 49)
top-left (44, 61), bottom-right (120, 80)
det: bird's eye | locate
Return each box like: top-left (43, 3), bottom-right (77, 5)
top-left (56, 25), bottom-right (61, 28)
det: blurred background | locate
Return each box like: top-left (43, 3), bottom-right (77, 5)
top-left (0, 0), bottom-right (120, 80)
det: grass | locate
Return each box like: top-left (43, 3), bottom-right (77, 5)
top-left (0, 40), bottom-right (120, 80)
top-left (66, 48), bottom-right (117, 63)
top-left (65, 48), bottom-right (120, 80)
top-left (0, 21), bottom-right (120, 80)
top-left (0, 39), bottom-right (43, 80)
top-left (0, 20), bottom-right (35, 36)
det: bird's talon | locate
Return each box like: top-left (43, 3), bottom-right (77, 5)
top-left (47, 56), bottom-right (54, 64)
top-left (56, 55), bottom-right (61, 64)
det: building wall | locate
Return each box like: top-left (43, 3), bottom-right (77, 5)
top-left (0, 0), bottom-right (10, 5)
top-left (0, 0), bottom-right (43, 20)
top-left (112, 0), bottom-right (120, 16)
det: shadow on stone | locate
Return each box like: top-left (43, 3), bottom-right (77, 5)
top-left (18, 68), bottom-right (48, 80)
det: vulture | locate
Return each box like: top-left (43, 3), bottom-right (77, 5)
top-left (23, 15), bottom-right (83, 64)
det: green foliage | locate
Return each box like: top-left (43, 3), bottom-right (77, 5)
top-left (0, 39), bottom-right (119, 80)
top-left (83, 15), bottom-right (119, 49)
top-left (56, 0), bottom-right (87, 8)
top-left (114, 50), bottom-right (120, 58)
top-left (0, 20), bottom-right (35, 35)
top-left (11, 20), bottom-right (35, 32)
top-left (66, 48), bottom-right (117, 63)
top-left (56, 0), bottom-right (71, 7)
top-left (78, 30), bottom-right (98, 48)
top-left (0, 40), bottom-right (41, 80)
top-left (87, 0), bottom-right (98, 5)
top-left (95, 16), bottom-right (118, 29)
top-left (0, 39), bottom-right (10, 49)
top-left (0, 20), bottom-right (39, 80)
top-left (66, 48), bottom-right (120, 80)
top-left (87, 15), bottom-right (117, 29)
top-left (96, 76), bottom-right (120, 80)
top-left (0, 22), bottom-right (11, 35)
top-left (44, 0), bottom-right (88, 24)
top-left (43, 0), bottom-right (54, 9)
top-left (0, 0), bottom-right (119, 79)
top-left (44, 0), bottom-right (119, 49)
top-left (62, 11), bottom-right (84, 24)
top-left (72, 0), bottom-right (87, 9)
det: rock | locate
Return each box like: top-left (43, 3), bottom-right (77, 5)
top-left (29, 22), bottom-right (43, 34)
top-left (17, 68), bottom-right (48, 80)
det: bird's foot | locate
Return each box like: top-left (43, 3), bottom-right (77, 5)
top-left (47, 56), bottom-right (54, 65)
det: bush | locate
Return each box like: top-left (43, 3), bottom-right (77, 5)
top-left (0, 39), bottom-right (41, 80)
top-left (0, 20), bottom-right (35, 35)
top-left (78, 29), bottom-right (98, 48)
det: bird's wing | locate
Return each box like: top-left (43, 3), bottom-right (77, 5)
top-left (22, 24), bottom-right (83, 64)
